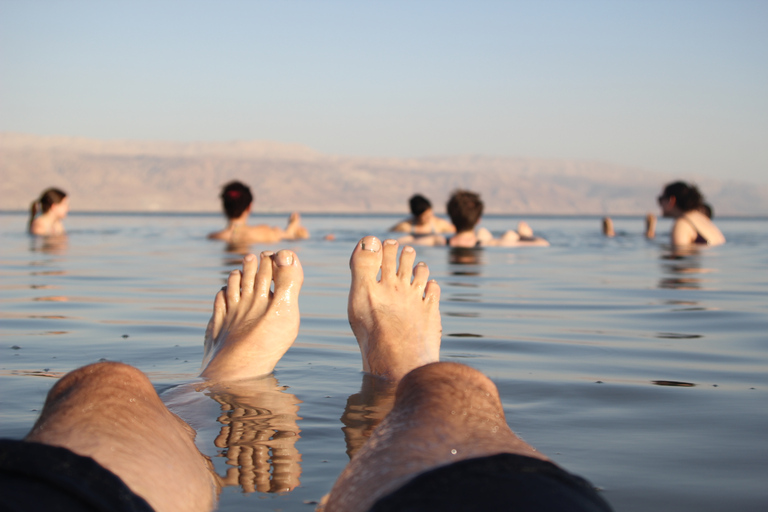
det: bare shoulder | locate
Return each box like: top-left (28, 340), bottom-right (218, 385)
top-left (30, 217), bottom-right (49, 236)
top-left (435, 217), bottom-right (456, 233)
top-left (242, 224), bottom-right (283, 244)
top-left (390, 220), bottom-right (413, 233)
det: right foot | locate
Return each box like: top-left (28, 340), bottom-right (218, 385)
top-left (348, 236), bottom-right (442, 382)
top-left (200, 250), bottom-right (303, 382)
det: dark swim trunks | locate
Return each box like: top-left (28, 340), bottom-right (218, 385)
top-left (0, 439), bottom-right (154, 512)
top-left (369, 453), bottom-right (613, 512)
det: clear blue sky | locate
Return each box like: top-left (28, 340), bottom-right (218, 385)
top-left (2, 0), bottom-right (766, 183)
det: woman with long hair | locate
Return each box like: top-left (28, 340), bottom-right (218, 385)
top-left (657, 181), bottom-right (725, 246)
top-left (29, 188), bottom-right (69, 236)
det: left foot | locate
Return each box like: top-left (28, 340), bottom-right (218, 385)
top-left (200, 250), bottom-right (303, 381)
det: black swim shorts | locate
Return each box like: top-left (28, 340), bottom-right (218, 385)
top-left (369, 453), bottom-right (613, 512)
top-left (0, 439), bottom-right (154, 512)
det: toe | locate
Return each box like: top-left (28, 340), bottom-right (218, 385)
top-left (226, 269), bottom-right (242, 305)
top-left (350, 236), bottom-right (383, 285)
top-left (398, 245), bottom-right (416, 283)
top-left (272, 250), bottom-right (304, 303)
top-left (240, 254), bottom-right (258, 300)
top-left (425, 278), bottom-right (441, 304)
top-left (255, 251), bottom-right (274, 299)
top-left (412, 261), bottom-right (430, 290)
top-left (381, 239), bottom-right (400, 282)
top-left (209, 289), bottom-right (227, 339)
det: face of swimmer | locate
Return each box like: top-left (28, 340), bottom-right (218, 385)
top-left (50, 197), bottom-right (70, 219)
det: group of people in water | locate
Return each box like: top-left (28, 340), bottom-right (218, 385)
top-left (600, 181), bottom-right (725, 246)
top-left (28, 179), bottom-right (726, 248)
top-left (9, 178), bottom-right (724, 512)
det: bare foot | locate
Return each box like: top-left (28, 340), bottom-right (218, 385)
top-left (602, 217), bottom-right (615, 237)
top-left (200, 250), bottom-right (303, 381)
top-left (517, 221), bottom-right (534, 238)
top-left (285, 212), bottom-right (309, 239)
top-left (348, 236), bottom-right (441, 382)
top-left (645, 213), bottom-right (657, 239)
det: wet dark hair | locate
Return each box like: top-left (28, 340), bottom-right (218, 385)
top-left (29, 188), bottom-right (67, 231)
top-left (700, 203), bottom-right (713, 219)
top-left (220, 181), bottom-right (253, 219)
top-left (447, 190), bottom-right (484, 232)
top-left (660, 181), bottom-right (704, 213)
top-left (409, 194), bottom-right (432, 217)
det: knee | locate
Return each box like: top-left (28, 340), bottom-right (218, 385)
top-left (396, 362), bottom-right (501, 404)
top-left (47, 361), bottom-right (153, 403)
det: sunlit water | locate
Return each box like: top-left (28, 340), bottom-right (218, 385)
top-left (1, 212), bottom-right (767, 512)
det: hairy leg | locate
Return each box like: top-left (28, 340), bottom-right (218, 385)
top-left (326, 362), bottom-right (548, 512)
top-left (25, 362), bottom-right (217, 512)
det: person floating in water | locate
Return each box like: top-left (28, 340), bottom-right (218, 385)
top-left (401, 190), bottom-right (549, 247)
top-left (208, 180), bottom-right (309, 244)
top-left (28, 188), bottom-right (68, 236)
top-left (389, 194), bottom-right (455, 235)
top-left (0, 240), bottom-right (611, 512)
top-left (657, 181), bottom-right (724, 246)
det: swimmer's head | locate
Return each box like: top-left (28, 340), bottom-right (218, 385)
top-left (35, 188), bottom-right (67, 213)
top-left (659, 181), bottom-right (704, 213)
top-left (220, 181), bottom-right (253, 219)
top-left (447, 190), bottom-right (484, 232)
top-left (409, 194), bottom-right (432, 217)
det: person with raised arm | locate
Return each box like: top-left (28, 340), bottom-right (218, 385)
top-left (208, 180), bottom-right (309, 244)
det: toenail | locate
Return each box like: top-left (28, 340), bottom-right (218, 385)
top-left (261, 251), bottom-right (274, 258)
top-left (360, 237), bottom-right (380, 252)
top-left (275, 251), bottom-right (294, 266)
top-left (384, 239), bottom-right (398, 246)
top-left (244, 254), bottom-right (256, 262)
top-left (403, 246), bottom-right (415, 253)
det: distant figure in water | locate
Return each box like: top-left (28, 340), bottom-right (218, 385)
top-left (657, 181), bottom-right (724, 246)
top-left (208, 180), bottom-right (309, 244)
top-left (29, 188), bottom-right (68, 236)
top-left (402, 190), bottom-right (549, 247)
top-left (389, 194), bottom-right (455, 235)
top-left (601, 214), bottom-right (657, 239)
top-left (1, 239), bottom-right (612, 512)
top-left (601, 217), bottom-right (615, 238)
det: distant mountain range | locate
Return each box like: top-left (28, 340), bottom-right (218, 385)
top-left (2, 132), bottom-right (766, 215)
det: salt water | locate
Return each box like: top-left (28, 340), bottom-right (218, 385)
top-left (1, 212), bottom-right (766, 511)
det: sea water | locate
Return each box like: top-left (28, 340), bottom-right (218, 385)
top-left (1, 212), bottom-right (767, 512)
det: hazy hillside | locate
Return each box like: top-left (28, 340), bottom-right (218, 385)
top-left (2, 133), bottom-right (766, 215)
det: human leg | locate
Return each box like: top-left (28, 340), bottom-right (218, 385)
top-left (20, 362), bottom-right (216, 512)
top-left (7, 251), bottom-right (305, 511)
top-left (326, 237), bottom-right (611, 512)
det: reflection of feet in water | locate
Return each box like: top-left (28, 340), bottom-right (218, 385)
top-left (206, 377), bottom-right (302, 493)
top-left (340, 375), bottom-right (397, 460)
top-left (348, 236), bottom-right (442, 382)
top-left (201, 250), bottom-right (303, 381)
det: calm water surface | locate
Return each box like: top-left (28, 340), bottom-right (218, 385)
top-left (1, 213), bottom-right (767, 511)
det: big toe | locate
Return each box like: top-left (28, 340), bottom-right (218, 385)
top-left (272, 250), bottom-right (303, 302)
top-left (350, 236), bottom-right (383, 285)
